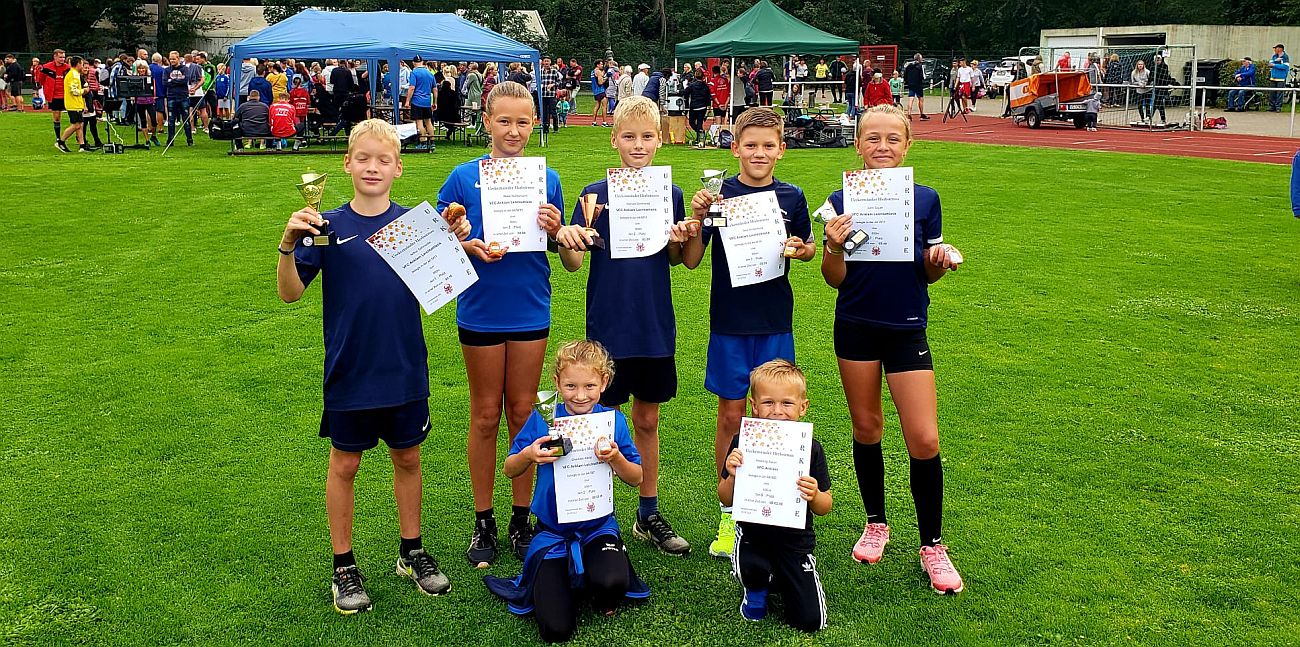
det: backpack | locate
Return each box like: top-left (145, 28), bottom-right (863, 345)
top-left (716, 128), bottom-right (734, 147)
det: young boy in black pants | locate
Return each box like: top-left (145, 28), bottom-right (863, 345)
top-left (718, 360), bottom-right (831, 632)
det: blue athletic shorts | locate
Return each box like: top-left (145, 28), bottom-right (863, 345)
top-left (907, 87), bottom-right (924, 98)
top-left (319, 398), bottom-right (430, 452)
top-left (704, 332), bottom-right (796, 400)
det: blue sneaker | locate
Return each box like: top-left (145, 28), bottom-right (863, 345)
top-left (740, 587), bottom-right (768, 621)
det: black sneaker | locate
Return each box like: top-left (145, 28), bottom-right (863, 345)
top-left (78, 145), bottom-right (90, 153)
top-left (466, 520), bottom-right (499, 568)
top-left (331, 565), bottom-right (373, 615)
top-left (632, 512), bottom-right (691, 556)
top-left (508, 516), bottom-right (535, 560)
top-left (55, 140), bottom-right (70, 153)
top-left (396, 549), bottom-right (451, 595)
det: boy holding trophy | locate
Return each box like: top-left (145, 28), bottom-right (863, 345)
top-left (276, 119), bottom-right (471, 614)
top-left (550, 96), bottom-right (696, 555)
top-left (681, 107), bottom-right (816, 559)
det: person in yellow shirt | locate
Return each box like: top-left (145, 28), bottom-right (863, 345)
top-left (268, 62), bottom-right (289, 98)
top-left (814, 58), bottom-right (830, 99)
top-left (57, 56), bottom-right (89, 152)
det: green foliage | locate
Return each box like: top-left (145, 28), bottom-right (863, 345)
top-left (1, 114), bottom-right (1299, 646)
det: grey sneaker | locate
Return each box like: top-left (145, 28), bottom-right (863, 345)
top-left (632, 512), bottom-right (691, 556)
top-left (396, 549), bottom-right (451, 596)
top-left (331, 565), bottom-right (373, 615)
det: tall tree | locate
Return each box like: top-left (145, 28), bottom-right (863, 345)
top-left (156, 0), bottom-right (168, 50)
top-left (22, 0), bottom-right (37, 50)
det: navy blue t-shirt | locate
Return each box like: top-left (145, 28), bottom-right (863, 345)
top-left (827, 183), bottom-right (943, 329)
top-left (294, 201), bottom-right (430, 411)
top-left (408, 67), bottom-right (435, 108)
top-left (150, 63), bottom-right (167, 98)
top-left (510, 403), bottom-right (641, 538)
top-left (571, 179), bottom-right (686, 359)
top-left (701, 177), bottom-right (812, 335)
top-left (437, 155), bottom-right (564, 332)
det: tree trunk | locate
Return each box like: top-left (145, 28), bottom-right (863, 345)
top-left (22, 0), bottom-right (37, 51)
top-left (657, 0), bottom-right (667, 49)
top-left (156, 0), bottom-right (169, 50)
top-left (602, 0), bottom-right (610, 53)
top-left (903, 0), bottom-right (913, 36)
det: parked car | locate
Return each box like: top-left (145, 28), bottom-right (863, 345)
top-left (988, 57), bottom-right (1023, 95)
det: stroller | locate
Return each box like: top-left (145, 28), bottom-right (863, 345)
top-left (783, 111), bottom-right (846, 148)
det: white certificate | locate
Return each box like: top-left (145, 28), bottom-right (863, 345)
top-left (718, 191), bottom-right (787, 288)
top-left (841, 167), bottom-right (915, 262)
top-left (551, 410), bottom-right (617, 524)
top-left (366, 201), bottom-right (478, 314)
top-left (479, 156), bottom-right (548, 253)
top-left (606, 166), bottom-right (673, 259)
top-left (731, 417), bottom-right (814, 530)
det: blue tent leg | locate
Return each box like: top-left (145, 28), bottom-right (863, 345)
top-left (390, 56), bottom-right (401, 126)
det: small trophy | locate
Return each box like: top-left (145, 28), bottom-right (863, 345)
top-left (578, 193), bottom-right (606, 249)
top-left (534, 390), bottom-right (573, 456)
top-left (487, 241), bottom-right (505, 258)
top-left (843, 229), bottom-right (870, 255)
top-left (297, 172), bottom-right (332, 247)
top-left (700, 169), bottom-right (727, 228)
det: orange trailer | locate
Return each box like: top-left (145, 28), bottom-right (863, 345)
top-left (1008, 70), bottom-right (1094, 129)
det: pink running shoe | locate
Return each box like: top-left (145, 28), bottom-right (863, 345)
top-left (920, 544), bottom-right (964, 594)
top-left (851, 523), bottom-right (890, 564)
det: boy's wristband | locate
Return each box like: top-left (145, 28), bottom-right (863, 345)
top-left (278, 243), bottom-right (294, 255)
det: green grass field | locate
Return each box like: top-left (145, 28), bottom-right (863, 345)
top-left (2, 113), bottom-right (1298, 646)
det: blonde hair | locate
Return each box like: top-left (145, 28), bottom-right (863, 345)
top-left (347, 118), bottom-right (402, 155)
top-left (484, 80), bottom-right (535, 116)
top-left (733, 107), bottom-right (784, 140)
top-left (442, 64), bottom-right (457, 79)
top-left (552, 340), bottom-right (615, 384)
top-left (273, 92), bottom-right (289, 102)
top-left (485, 62), bottom-right (497, 74)
top-left (612, 96), bottom-right (661, 133)
top-left (749, 359), bottom-right (807, 398)
top-left (856, 104), bottom-right (912, 142)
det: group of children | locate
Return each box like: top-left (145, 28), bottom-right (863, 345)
top-left (278, 79), bottom-right (965, 641)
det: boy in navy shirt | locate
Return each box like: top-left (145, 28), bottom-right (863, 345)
top-left (552, 96), bottom-right (696, 556)
top-left (719, 360), bottom-right (831, 632)
top-left (683, 107), bottom-right (816, 558)
top-left (487, 340), bottom-right (648, 643)
top-left (276, 119), bottom-right (470, 614)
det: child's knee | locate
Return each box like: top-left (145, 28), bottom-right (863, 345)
top-left (786, 605), bottom-right (826, 633)
top-left (536, 615), bottom-right (575, 644)
top-left (389, 446), bottom-right (420, 473)
top-left (907, 435), bottom-right (940, 460)
top-left (329, 450), bottom-right (362, 478)
top-left (851, 413), bottom-right (885, 443)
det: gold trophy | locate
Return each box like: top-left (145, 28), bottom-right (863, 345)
top-left (297, 172), bottom-right (332, 247)
top-left (534, 390), bottom-right (572, 456)
top-left (700, 169), bottom-right (727, 228)
top-left (578, 193), bottom-right (606, 249)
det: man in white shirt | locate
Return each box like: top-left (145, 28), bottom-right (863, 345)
top-left (323, 59), bottom-right (336, 93)
top-left (633, 63), bottom-right (650, 96)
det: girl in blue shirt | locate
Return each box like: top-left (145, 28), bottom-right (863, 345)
top-left (488, 340), bottom-right (647, 643)
top-left (820, 104), bottom-right (966, 595)
top-left (437, 81), bottom-right (566, 568)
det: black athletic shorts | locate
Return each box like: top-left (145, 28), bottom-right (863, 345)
top-left (410, 105), bottom-right (433, 120)
top-left (713, 107), bottom-right (726, 118)
top-left (49, 98), bottom-right (65, 111)
top-left (457, 326), bottom-right (549, 347)
top-left (833, 318), bottom-right (933, 373)
top-left (320, 398), bottom-right (430, 452)
top-left (66, 109), bottom-right (83, 123)
top-left (601, 356), bottom-right (677, 407)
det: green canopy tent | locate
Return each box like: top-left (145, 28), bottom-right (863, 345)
top-left (674, 0), bottom-right (858, 117)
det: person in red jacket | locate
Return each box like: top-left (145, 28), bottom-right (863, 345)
top-left (269, 92), bottom-right (299, 149)
top-left (709, 64), bottom-right (731, 126)
top-left (39, 50), bottom-right (71, 143)
top-left (865, 72), bottom-right (893, 107)
top-left (289, 76), bottom-right (311, 133)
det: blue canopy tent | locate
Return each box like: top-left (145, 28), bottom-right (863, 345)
top-left (229, 10), bottom-right (543, 142)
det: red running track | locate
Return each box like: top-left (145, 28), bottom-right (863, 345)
top-left (909, 114), bottom-right (1299, 164)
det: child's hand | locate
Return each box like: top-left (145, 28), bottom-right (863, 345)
top-left (525, 436), bottom-right (561, 465)
top-left (283, 207), bottom-right (326, 246)
top-left (797, 475), bottom-right (820, 502)
top-left (690, 189), bottom-right (715, 219)
top-left (668, 220), bottom-right (696, 243)
top-left (554, 224), bottom-right (594, 251)
top-left (783, 236), bottom-right (808, 259)
top-left (725, 448), bottom-right (744, 474)
top-left (537, 204), bottom-right (564, 236)
top-left (594, 437), bottom-right (619, 463)
top-left (441, 203), bottom-right (472, 241)
top-left (926, 243), bottom-right (962, 270)
top-left (463, 239), bottom-right (506, 263)
top-left (824, 214), bottom-right (852, 249)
